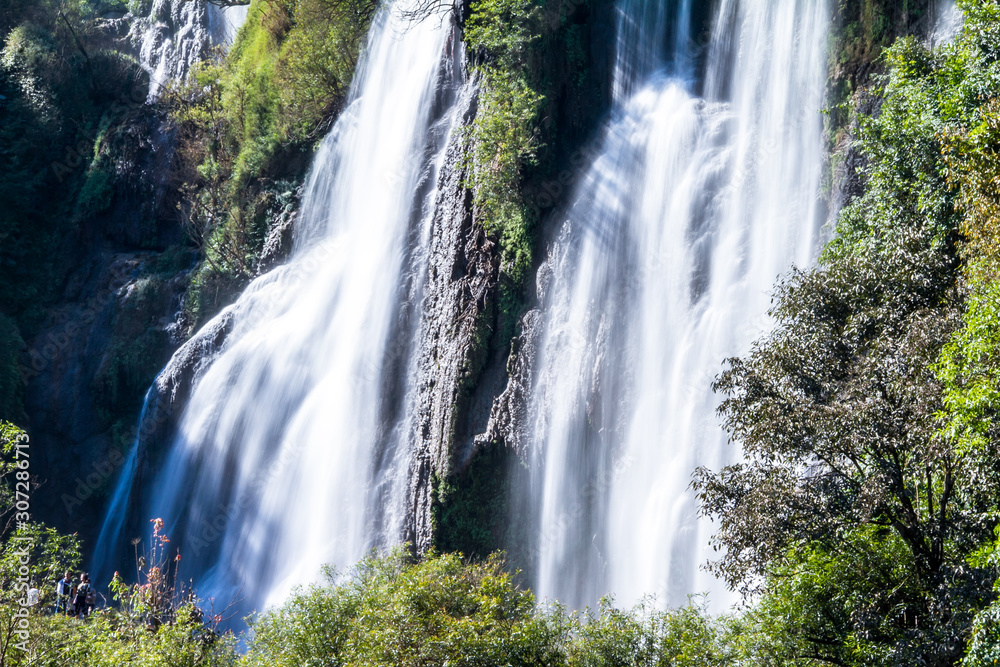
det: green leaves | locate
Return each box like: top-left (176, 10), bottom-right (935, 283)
top-left (697, 2), bottom-right (1000, 663)
top-left (468, 66), bottom-right (544, 239)
top-left (244, 550), bottom-right (566, 667)
top-left (244, 550), bottom-right (740, 667)
top-left (569, 598), bottom-right (734, 667)
top-left (937, 263), bottom-right (1000, 454)
top-left (465, 0), bottom-right (541, 67)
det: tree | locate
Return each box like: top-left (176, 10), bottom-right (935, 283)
top-left (694, 21), bottom-right (1000, 665)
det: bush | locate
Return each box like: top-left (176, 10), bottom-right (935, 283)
top-left (244, 550), bottom-right (569, 667)
top-left (568, 598), bottom-right (734, 667)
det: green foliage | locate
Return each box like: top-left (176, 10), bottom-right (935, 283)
top-left (0, 518), bottom-right (232, 667)
top-left (0, 529), bottom-right (741, 667)
top-left (433, 445), bottom-right (513, 557)
top-left (243, 550), bottom-right (568, 667)
top-left (6, 605), bottom-right (237, 667)
top-left (964, 532), bottom-right (1000, 666)
top-left (75, 164), bottom-right (114, 220)
top-left (463, 0), bottom-right (545, 339)
top-left (244, 551), bottom-right (739, 667)
top-left (0, 422), bottom-right (30, 529)
top-left (937, 262), bottom-right (1000, 455)
top-left (0, 527), bottom-right (80, 663)
top-left (0, 523), bottom-right (82, 604)
top-left (0, 438), bottom-right (84, 663)
top-left (465, 0), bottom-right (540, 62)
top-left (568, 598), bottom-right (734, 667)
top-left (163, 0), bottom-right (377, 330)
top-left (0, 423), bottom-right (83, 594)
top-left (934, 47), bottom-right (1000, 462)
top-left (467, 66), bottom-right (543, 241)
top-left (737, 529), bottom-right (955, 667)
top-left (829, 0), bottom-right (934, 86)
top-left (929, 10), bottom-right (1000, 662)
top-left (0, 0), bottom-right (151, 423)
top-left (824, 39), bottom-right (954, 262)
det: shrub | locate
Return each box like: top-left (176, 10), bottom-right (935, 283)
top-left (244, 550), bottom-right (569, 667)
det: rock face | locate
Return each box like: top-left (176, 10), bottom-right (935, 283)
top-left (403, 73), bottom-right (534, 555)
top-left (100, 106), bottom-right (180, 248)
top-left (475, 307), bottom-right (541, 456)
top-left (257, 206), bottom-right (298, 275)
top-left (22, 251), bottom-right (189, 540)
top-left (405, 80), bottom-right (499, 554)
top-left (128, 305), bottom-right (235, 508)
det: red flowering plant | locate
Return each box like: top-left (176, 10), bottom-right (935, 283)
top-left (107, 518), bottom-right (218, 639)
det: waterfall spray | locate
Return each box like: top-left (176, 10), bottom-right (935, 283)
top-left (525, 0), bottom-right (829, 610)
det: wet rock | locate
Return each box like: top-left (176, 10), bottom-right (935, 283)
top-left (124, 0), bottom-right (239, 100)
top-left (258, 209), bottom-right (298, 275)
top-left (22, 252), bottom-right (185, 540)
top-left (474, 308), bottom-right (541, 455)
top-left (406, 80), bottom-right (505, 554)
top-left (133, 305), bottom-right (235, 480)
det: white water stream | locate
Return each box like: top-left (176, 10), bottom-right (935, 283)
top-left (932, 0), bottom-right (963, 46)
top-left (525, 0), bottom-right (829, 610)
top-left (109, 2), bottom-right (461, 611)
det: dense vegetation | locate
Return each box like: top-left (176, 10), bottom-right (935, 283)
top-left (0, 0), bottom-right (148, 420)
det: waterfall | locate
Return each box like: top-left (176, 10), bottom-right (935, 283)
top-left (931, 0), bottom-right (963, 46)
top-left (524, 0), bottom-right (829, 610)
top-left (128, 0), bottom-right (249, 100)
top-left (94, 1), bottom-right (463, 612)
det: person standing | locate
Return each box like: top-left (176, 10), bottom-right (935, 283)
top-left (73, 573), bottom-right (91, 619)
top-left (55, 571), bottom-right (73, 615)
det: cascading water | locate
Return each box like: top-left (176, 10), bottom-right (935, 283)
top-left (524, 0), bottom-right (829, 610)
top-left (128, 0), bottom-right (248, 100)
top-left (90, 0), bottom-right (251, 589)
top-left (95, 1), bottom-right (463, 612)
top-left (932, 0), bottom-right (963, 46)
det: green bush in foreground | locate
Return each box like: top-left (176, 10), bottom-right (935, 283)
top-left (244, 550), bottom-right (567, 667)
top-left (244, 550), bottom-right (736, 667)
top-left (0, 545), bottom-right (736, 667)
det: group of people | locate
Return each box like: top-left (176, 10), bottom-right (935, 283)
top-left (54, 571), bottom-right (95, 619)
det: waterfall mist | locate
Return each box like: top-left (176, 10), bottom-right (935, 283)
top-left (523, 0), bottom-right (830, 610)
